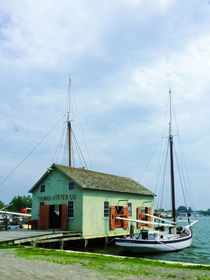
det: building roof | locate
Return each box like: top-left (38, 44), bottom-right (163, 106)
top-left (29, 163), bottom-right (155, 196)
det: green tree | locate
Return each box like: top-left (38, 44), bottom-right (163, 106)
top-left (177, 205), bottom-right (187, 213)
top-left (0, 200), bottom-right (5, 210)
top-left (207, 209), bottom-right (210, 215)
top-left (8, 195), bottom-right (32, 212)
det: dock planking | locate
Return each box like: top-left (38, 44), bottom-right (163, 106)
top-left (0, 229), bottom-right (82, 245)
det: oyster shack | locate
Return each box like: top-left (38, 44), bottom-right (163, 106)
top-left (29, 163), bottom-right (155, 238)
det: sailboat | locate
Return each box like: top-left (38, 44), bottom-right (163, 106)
top-left (115, 89), bottom-right (198, 253)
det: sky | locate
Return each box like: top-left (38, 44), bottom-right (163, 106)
top-left (0, 0), bottom-right (210, 210)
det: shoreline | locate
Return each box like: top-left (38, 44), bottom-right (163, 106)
top-left (56, 248), bottom-right (210, 268)
top-left (0, 246), bottom-right (209, 280)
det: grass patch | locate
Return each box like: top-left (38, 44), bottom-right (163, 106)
top-left (13, 247), bottom-right (210, 280)
top-left (0, 243), bottom-right (18, 249)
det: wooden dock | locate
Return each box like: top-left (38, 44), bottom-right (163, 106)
top-left (0, 229), bottom-right (82, 249)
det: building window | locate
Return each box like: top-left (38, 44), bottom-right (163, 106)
top-left (68, 201), bottom-right (74, 217)
top-left (40, 185), bottom-right (45, 192)
top-left (128, 203), bottom-right (132, 216)
top-left (69, 182), bottom-right (74, 190)
top-left (104, 201), bottom-right (109, 217)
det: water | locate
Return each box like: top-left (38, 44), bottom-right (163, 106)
top-left (134, 216), bottom-right (210, 265)
top-left (88, 217), bottom-right (210, 265)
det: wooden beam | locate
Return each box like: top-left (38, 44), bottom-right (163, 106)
top-left (14, 233), bottom-right (64, 245)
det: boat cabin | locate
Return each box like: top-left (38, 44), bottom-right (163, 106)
top-left (29, 164), bottom-right (155, 238)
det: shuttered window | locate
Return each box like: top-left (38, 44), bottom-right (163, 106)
top-left (40, 185), bottom-right (45, 192)
top-left (104, 201), bottom-right (109, 217)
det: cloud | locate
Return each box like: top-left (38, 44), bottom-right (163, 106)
top-left (0, 0), bottom-right (176, 70)
top-left (0, 0), bottom-right (210, 209)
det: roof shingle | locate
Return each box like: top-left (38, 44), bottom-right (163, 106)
top-left (54, 164), bottom-right (154, 196)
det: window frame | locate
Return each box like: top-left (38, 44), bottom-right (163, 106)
top-left (68, 201), bottom-right (74, 218)
top-left (40, 185), bottom-right (45, 192)
top-left (69, 182), bottom-right (75, 190)
top-left (104, 201), bottom-right (109, 218)
top-left (128, 202), bottom-right (132, 216)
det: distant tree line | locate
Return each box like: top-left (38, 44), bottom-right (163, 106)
top-left (0, 195), bottom-right (32, 212)
top-left (155, 205), bottom-right (210, 216)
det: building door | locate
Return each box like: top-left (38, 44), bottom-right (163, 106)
top-left (49, 205), bottom-right (61, 229)
top-left (40, 204), bottom-right (49, 230)
top-left (61, 204), bottom-right (67, 231)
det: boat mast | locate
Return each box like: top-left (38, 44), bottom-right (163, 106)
top-left (169, 88), bottom-right (176, 223)
top-left (68, 75), bottom-right (72, 167)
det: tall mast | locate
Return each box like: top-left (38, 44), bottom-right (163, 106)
top-left (68, 75), bottom-right (71, 167)
top-left (169, 88), bottom-right (176, 222)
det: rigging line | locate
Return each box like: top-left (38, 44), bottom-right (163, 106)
top-left (138, 96), bottom-right (169, 184)
top-left (156, 139), bottom-right (167, 208)
top-left (72, 130), bottom-right (88, 169)
top-left (72, 141), bottom-right (75, 167)
top-left (0, 114), bottom-right (67, 190)
top-left (62, 129), bottom-right (69, 166)
top-left (155, 136), bottom-right (169, 195)
top-left (174, 145), bottom-right (188, 209)
top-left (72, 87), bottom-right (93, 170)
top-left (171, 95), bottom-right (195, 209)
top-left (72, 132), bottom-right (86, 168)
top-left (157, 141), bottom-right (169, 211)
top-left (137, 140), bottom-right (162, 182)
top-left (172, 106), bottom-right (194, 207)
top-left (58, 123), bottom-right (68, 163)
top-left (72, 129), bottom-right (88, 169)
top-left (176, 134), bottom-right (194, 208)
top-left (68, 74), bottom-right (72, 116)
top-left (51, 119), bottom-right (67, 164)
top-left (72, 134), bottom-right (83, 167)
top-left (155, 96), bottom-right (172, 209)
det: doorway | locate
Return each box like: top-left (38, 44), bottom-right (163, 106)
top-left (40, 204), bottom-right (67, 230)
top-left (49, 205), bottom-right (61, 229)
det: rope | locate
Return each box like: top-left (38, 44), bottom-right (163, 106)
top-left (72, 129), bottom-right (88, 169)
top-left (51, 119), bottom-right (67, 164)
top-left (137, 140), bottom-right (161, 182)
top-left (71, 86), bottom-right (93, 170)
top-left (0, 114), bottom-right (66, 190)
top-left (173, 145), bottom-right (188, 209)
top-left (157, 141), bottom-right (169, 211)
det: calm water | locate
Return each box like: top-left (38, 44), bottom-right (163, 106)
top-left (88, 217), bottom-right (210, 265)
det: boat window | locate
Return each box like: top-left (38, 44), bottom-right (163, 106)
top-left (68, 201), bottom-right (74, 217)
top-left (128, 203), bottom-right (132, 216)
top-left (104, 201), bottom-right (109, 217)
top-left (40, 185), bottom-right (45, 192)
top-left (69, 182), bottom-right (74, 190)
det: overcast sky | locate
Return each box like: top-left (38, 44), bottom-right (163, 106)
top-left (0, 0), bottom-right (210, 210)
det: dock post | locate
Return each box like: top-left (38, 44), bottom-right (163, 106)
top-left (104, 237), bottom-right (108, 249)
top-left (84, 239), bottom-right (88, 249)
top-left (60, 240), bottom-right (64, 250)
top-left (32, 241), bottom-right (37, 247)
